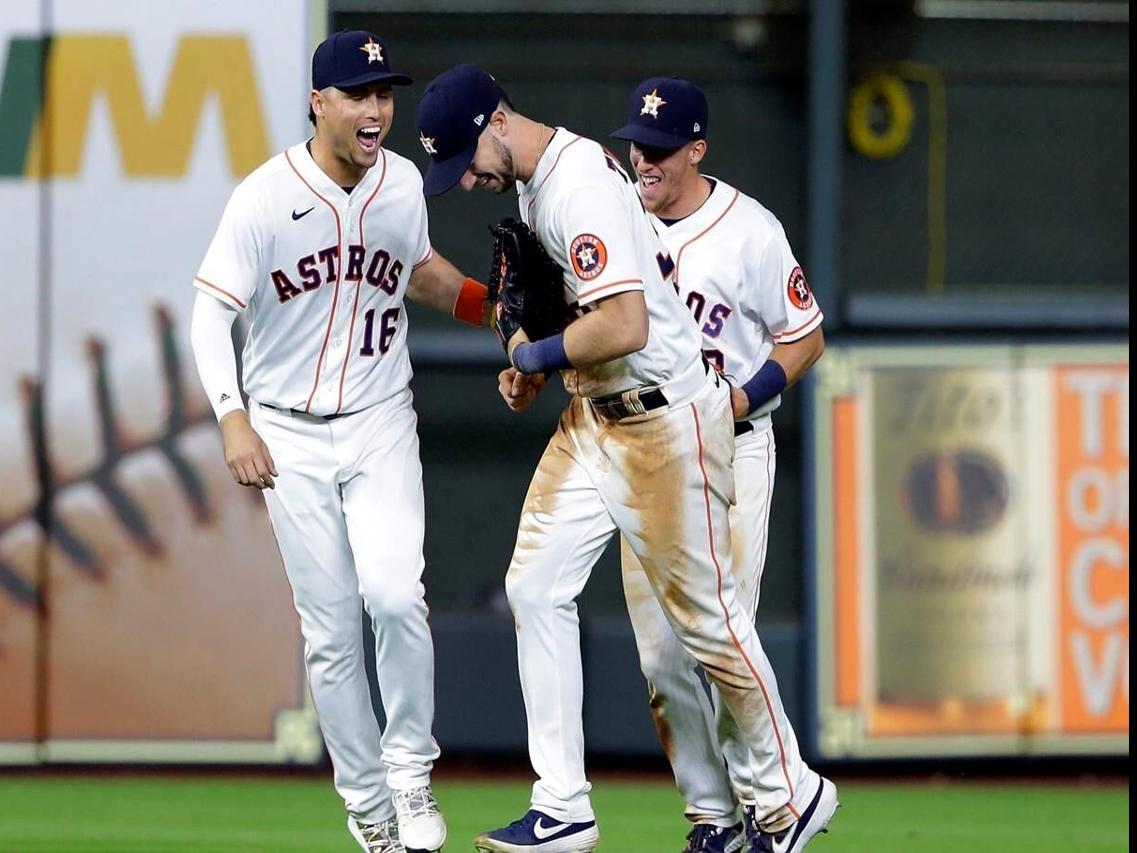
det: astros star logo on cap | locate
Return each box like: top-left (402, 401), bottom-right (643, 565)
top-left (360, 38), bottom-right (384, 64)
top-left (419, 132), bottom-right (438, 155)
top-left (640, 88), bottom-right (667, 118)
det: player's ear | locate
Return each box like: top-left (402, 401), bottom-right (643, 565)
top-left (310, 89), bottom-right (325, 122)
top-left (490, 107), bottom-right (510, 136)
top-left (689, 140), bottom-right (707, 166)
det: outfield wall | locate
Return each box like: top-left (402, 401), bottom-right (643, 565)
top-left (0, 2), bottom-right (1128, 766)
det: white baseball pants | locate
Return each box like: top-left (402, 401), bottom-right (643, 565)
top-left (622, 422), bottom-right (815, 825)
top-left (250, 388), bottom-right (439, 823)
top-left (505, 370), bottom-right (804, 824)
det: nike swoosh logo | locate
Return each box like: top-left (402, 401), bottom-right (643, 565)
top-left (533, 819), bottom-right (570, 840)
top-left (292, 206), bottom-right (315, 220)
top-left (781, 779), bottom-right (826, 852)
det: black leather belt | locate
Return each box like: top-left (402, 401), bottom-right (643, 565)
top-left (260, 402), bottom-right (351, 421)
top-left (735, 421), bottom-right (753, 437)
top-left (590, 387), bottom-right (669, 421)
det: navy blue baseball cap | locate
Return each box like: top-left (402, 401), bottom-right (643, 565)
top-left (610, 77), bottom-right (708, 149)
top-left (415, 64), bottom-right (503, 195)
top-left (312, 30), bottom-right (412, 91)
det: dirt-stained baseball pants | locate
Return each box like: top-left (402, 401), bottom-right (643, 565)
top-left (622, 420), bottom-right (816, 826)
top-left (505, 366), bottom-right (810, 824)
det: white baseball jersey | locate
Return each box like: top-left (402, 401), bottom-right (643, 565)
top-left (517, 130), bottom-right (704, 398)
top-left (194, 141), bottom-right (432, 416)
top-left (651, 176), bottom-right (823, 420)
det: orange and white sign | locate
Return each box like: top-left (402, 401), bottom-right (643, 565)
top-left (1056, 367), bottom-right (1129, 732)
top-left (814, 345), bottom-right (1128, 758)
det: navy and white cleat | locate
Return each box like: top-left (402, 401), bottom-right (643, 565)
top-left (682, 821), bottom-right (744, 852)
top-left (744, 776), bottom-right (839, 853)
top-left (474, 809), bottom-right (600, 852)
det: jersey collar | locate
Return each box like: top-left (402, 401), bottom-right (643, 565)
top-left (653, 174), bottom-right (735, 234)
top-left (289, 139), bottom-right (384, 202)
top-left (517, 127), bottom-right (575, 202)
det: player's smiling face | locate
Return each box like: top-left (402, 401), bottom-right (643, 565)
top-left (460, 131), bottom-right (516, 194)
top-left (316, 82), bottom-right (394, 171)
top-left (629, 141), bottom-right (698, 216)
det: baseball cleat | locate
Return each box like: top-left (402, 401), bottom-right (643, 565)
top-left (474, 809), bottom-right (600, 852)
top-left (348, 816), bottom-right (405, 853)
top-left (743, 776), bottom-right (838, 853)
top-left (392, 786), bottom-right (447, 852)
top-left (682, 821), bottom-right (744, 852)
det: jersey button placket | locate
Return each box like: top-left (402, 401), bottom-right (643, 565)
top-left (319, 201), bottom-right (349, 412)
top-left (333, 202), bottom-right (360, 409)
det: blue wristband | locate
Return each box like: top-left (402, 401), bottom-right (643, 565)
top-left (512, 333), bottom-right (571, 375)
top-left (741, 359), bottom-right (787, 415)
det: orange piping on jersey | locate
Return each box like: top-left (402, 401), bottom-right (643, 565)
top-left (286, 147), bottom-right (344, 415)
top-left (577, 278), bottom-right (643, 301)
top-left (772, 308), bottom-right (823, 342)
top-left (194, 276), bottom-right (246, 309)
top-left (336, 150), bottom-right (389, 414)
top-left (412, 248), bottom-right (434, 269)
top-left (525, 136), bottom-right (584, 223)
top-left (673, 187), bottom-right (741, 287)
top-left (691, 403), bottom-right (798, 811)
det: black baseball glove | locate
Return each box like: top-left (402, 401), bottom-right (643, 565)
top-left (486, 217), bottom-right (569, 351)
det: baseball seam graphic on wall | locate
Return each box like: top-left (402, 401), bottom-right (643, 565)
top-left (0, 0), bottom-right (318, 765)
top-left (811, 343), bottom-right (1129, 759)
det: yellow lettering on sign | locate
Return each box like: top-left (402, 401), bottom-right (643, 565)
top-left (27, 35), bottom-right (269, 177)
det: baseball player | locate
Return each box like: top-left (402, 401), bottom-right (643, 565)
top-left (610, 78), bottom-right (837, 853)
top-left (415, 64), bottom-right (819, 853)
top-left (189, 32), bottom-right (494, 853)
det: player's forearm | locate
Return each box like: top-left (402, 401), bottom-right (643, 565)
top-left (510, 297), bottom-right (646, 375)
top-left (562, 291), bottom-right (649, 368)
top-left (407, 250), bottom-right (492, 325)
top-left (190, 291), bottom-right (245, 421)
top-left (769, 325), bottom-right (825, 387)
top-left (739, 326), bottom-right (825, 415)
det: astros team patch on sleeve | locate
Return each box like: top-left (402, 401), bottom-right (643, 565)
top-left (570, 234), bottom-right (607, 281)
top-left (787, 266), bottom-right (814, 309)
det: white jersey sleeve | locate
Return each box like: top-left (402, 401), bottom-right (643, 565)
top-left (553, 184), bottom-right (646, 308)
top-left (190, 290), bottom-right (244, 421)
top-left (193, 182), bottom-right (265, 310)
top-left (749, 224), bottom-right (823, 344)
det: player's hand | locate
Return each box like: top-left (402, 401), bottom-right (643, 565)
top-left (498, 367), bottom-right (545, 413)
top-left (218, 410), bottom-right (278, 489)
top-left (730, 384), bottom-right (750, 420)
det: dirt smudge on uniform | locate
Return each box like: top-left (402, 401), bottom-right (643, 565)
top-left (647, 684), bottom-right (675, 762)
top-left (612, 406), bottom-right (697, 636)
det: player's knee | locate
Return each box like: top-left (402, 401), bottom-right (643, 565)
top-left (637, 648), bottom-right (670, 685)
top-left (504, 565), bottom-right (551, 614)
top-left (361, 582), bottom-right (425, 624)
top-left (303, 627), bottom-right (364, 670)
top-left (637, 639), bottom-right (700, 689)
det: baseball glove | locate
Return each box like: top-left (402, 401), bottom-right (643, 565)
top-left (487, 217), bottom-right (568, 350)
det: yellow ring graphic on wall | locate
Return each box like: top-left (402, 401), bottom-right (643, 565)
top-left (848, 72), bottom-right (914, 159)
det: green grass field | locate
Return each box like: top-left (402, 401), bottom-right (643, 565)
top-left (0, 774), bottom-right (1127, 852)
